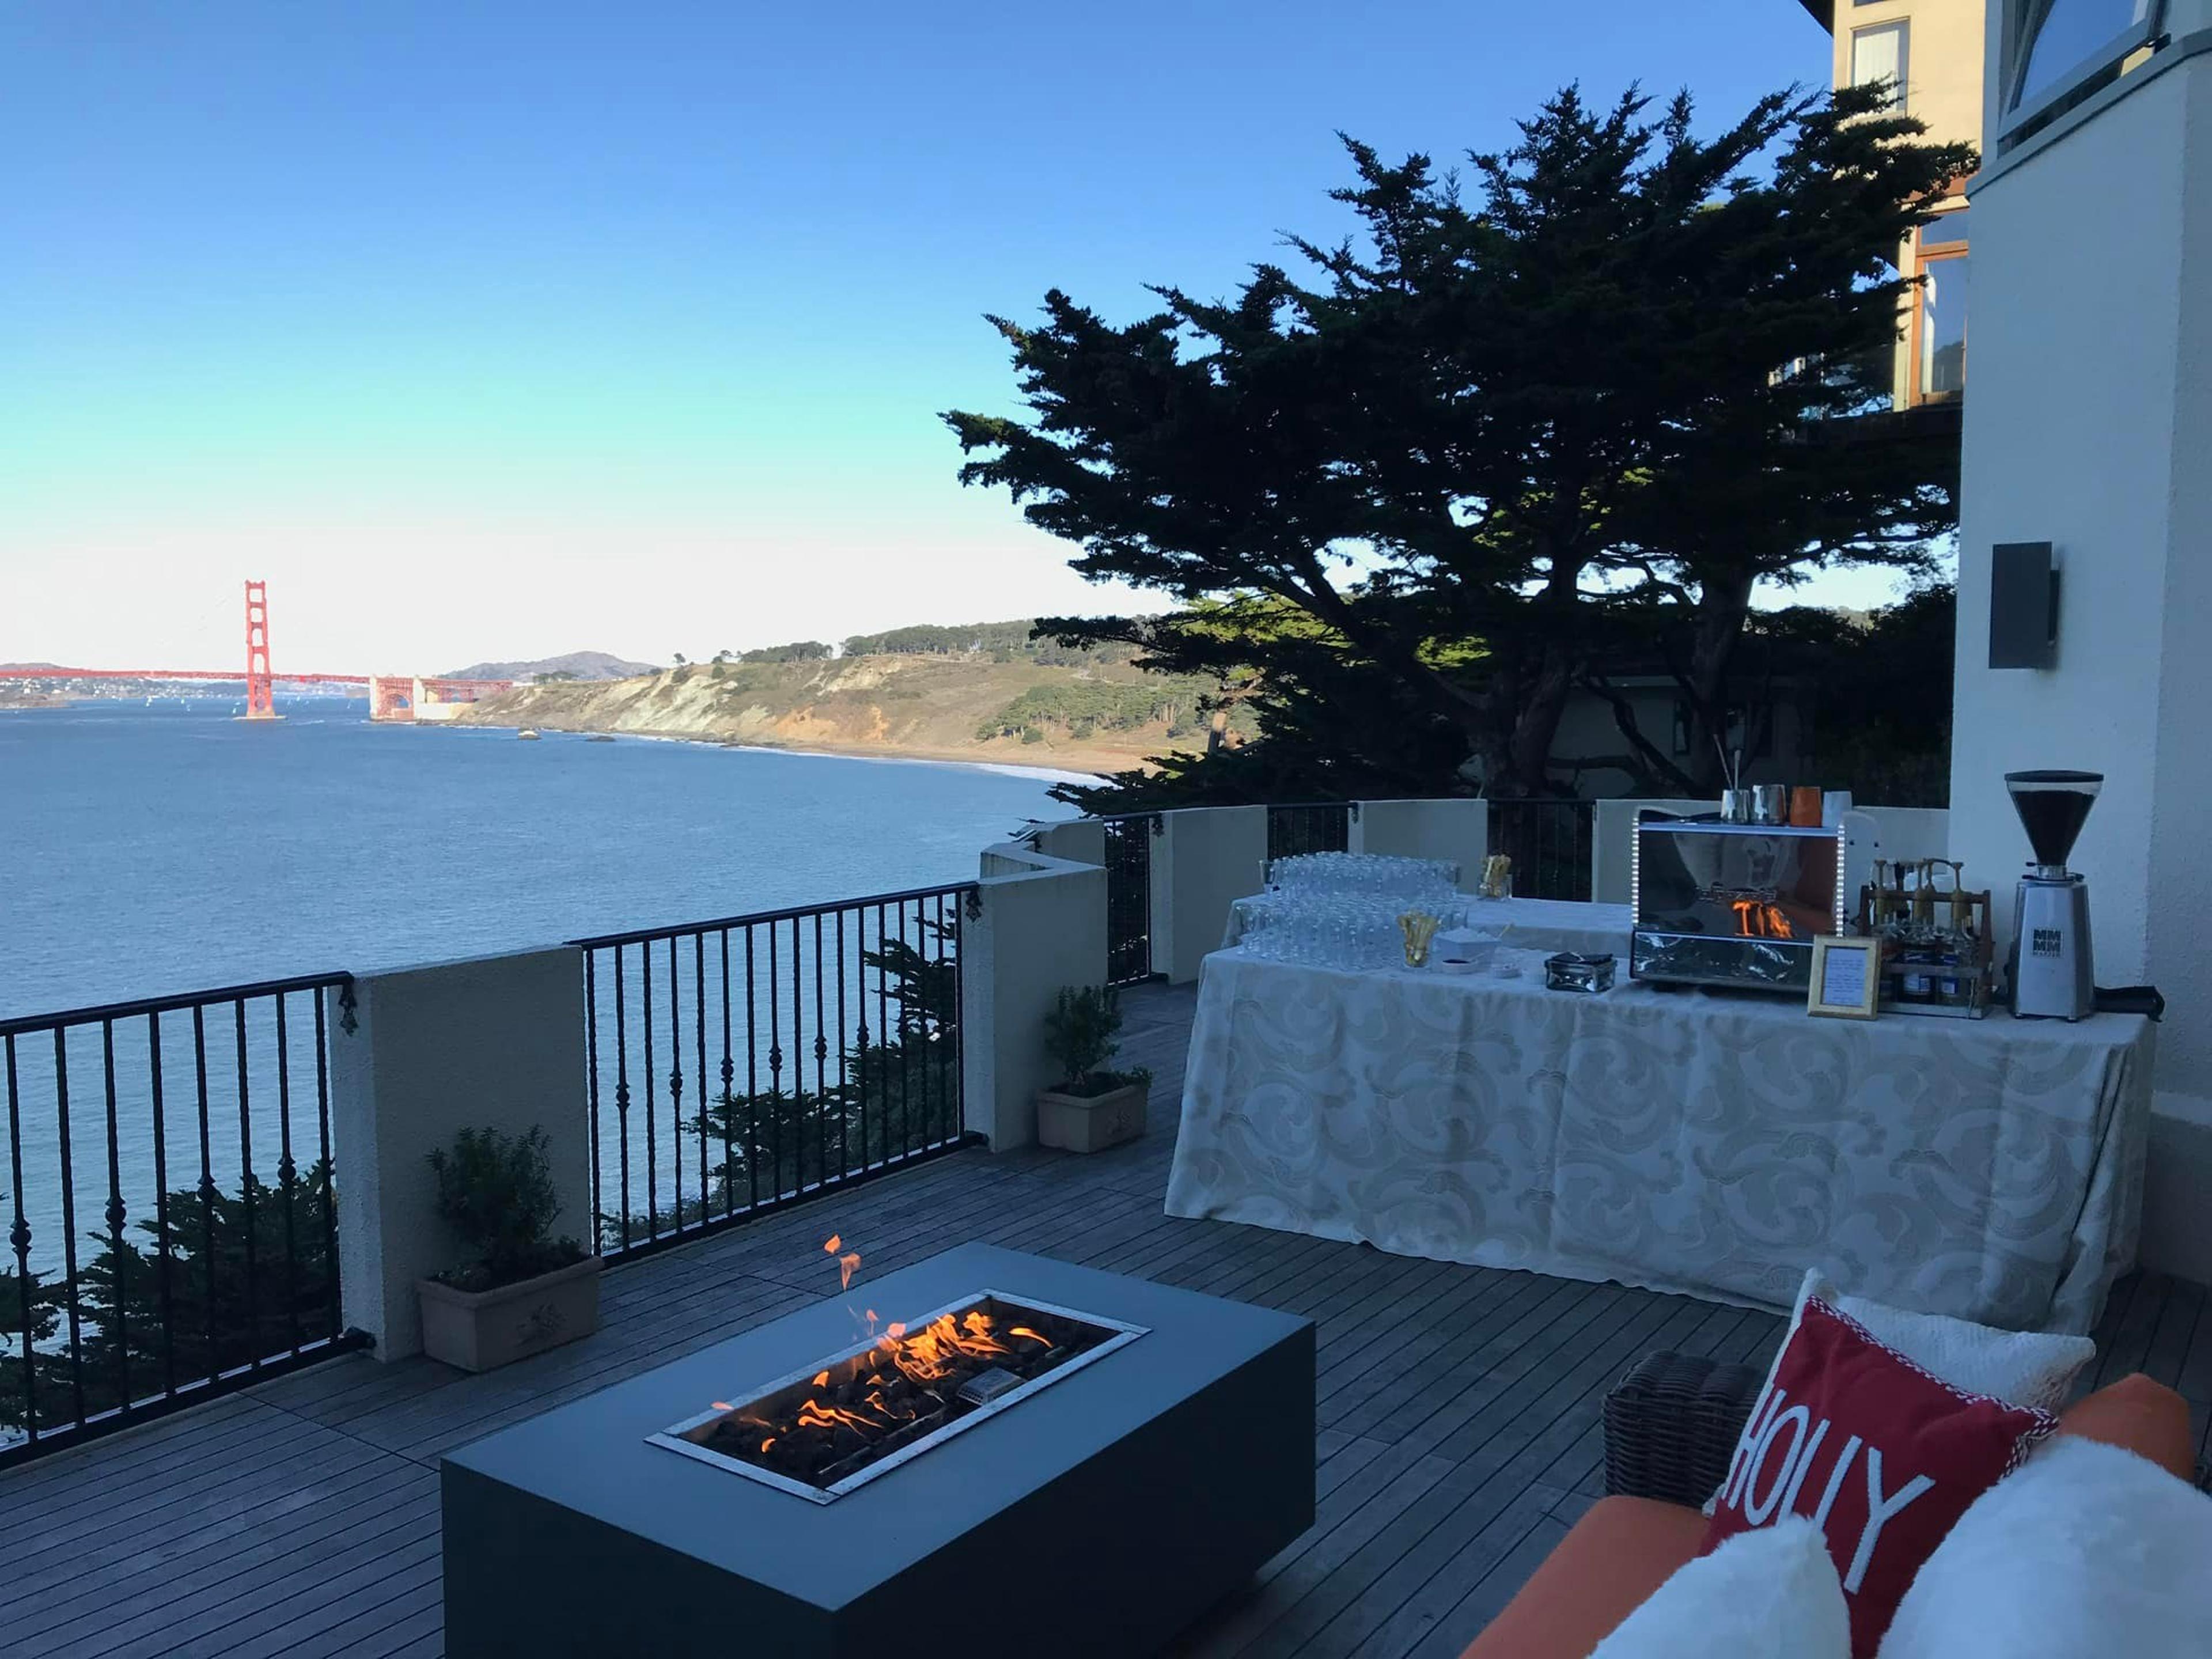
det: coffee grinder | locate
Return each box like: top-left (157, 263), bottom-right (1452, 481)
top-left (2005, 770), bottom-right (2101, 1020)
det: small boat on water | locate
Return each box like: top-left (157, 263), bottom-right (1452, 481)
top-left (517, 728), bottom-right (542, 741)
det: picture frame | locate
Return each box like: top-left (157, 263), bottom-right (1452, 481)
top-left (1808, 935), bottom-right (1883, 1020)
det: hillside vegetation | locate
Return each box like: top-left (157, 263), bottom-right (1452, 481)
top-left (450, 620), bottom-right (1247, 772)
top-left (444, 649), bottom-right (660, 681)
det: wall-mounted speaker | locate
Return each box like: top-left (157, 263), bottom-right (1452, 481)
top-left (1990, 541), bottom-right (2061, 670)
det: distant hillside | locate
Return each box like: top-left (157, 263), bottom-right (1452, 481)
top-left (450, 619), bottom-right (1248, 773)
top-left (442, 650), bottom-right (660, 682)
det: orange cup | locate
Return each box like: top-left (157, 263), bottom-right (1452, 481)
top-left (1790, 786), bottom-right (1824, 827)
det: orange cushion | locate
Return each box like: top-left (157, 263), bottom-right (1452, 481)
top-left (1460, 1495), bottom-right (1706, 1659)
top-left (2055, 1372), bottom-right (2195, 1483)
top-left (1457, 1374), bottom-right (2196, 1659)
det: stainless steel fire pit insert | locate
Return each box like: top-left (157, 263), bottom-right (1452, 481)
top-left (646, 1289), bottom-right (1147, 1503)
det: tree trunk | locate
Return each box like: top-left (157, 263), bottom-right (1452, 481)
top-left (1502, 645), bottom-right (1577, 798)
top-left (1682, 569), bottom-right (1758, 793)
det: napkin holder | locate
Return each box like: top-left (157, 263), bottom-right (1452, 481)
top-left (1434, 927), bottom-right (1502, 972)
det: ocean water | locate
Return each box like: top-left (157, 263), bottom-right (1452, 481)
top-left (0, 700), bottom-right (1070, 1279)
top-left (0, 699), bottom-right (1069, 1020)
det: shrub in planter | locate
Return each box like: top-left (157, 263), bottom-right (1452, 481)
top-left (418, 1126), bottom-right (598, 1372)
top-left (1036, 987), bottom-right (1153, 1153)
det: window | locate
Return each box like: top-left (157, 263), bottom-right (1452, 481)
top-left (2018, 0), bottom-right (2153, 105)
top-left (1912, 211), bottom-right (1970, 402)
top-left (1918, 254), bottom-right (1969, 397)
top-left (1919, 206), bottom-right (1971, 248)
top-left (1851, 22), bottom-right (1910, 111)
top-left (2003, 0), bottom-right (2163, 139)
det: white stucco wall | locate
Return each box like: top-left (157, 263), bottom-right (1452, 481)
top-left (959, 845), bottom-right (1108, 1150)
top-left (328, 946), bottom-right (591, 1361)
top-left (1953, 61), bottom-right (2210, 1047)
top-left (1025, 818), bottom-right (1104, 867)
top-left (1351, 799), bottom-right (1490, 887)
top-left (1152, 805), bottom-right (1267, 984)
top-left (1956, 41), bottom-right (2212, 1278)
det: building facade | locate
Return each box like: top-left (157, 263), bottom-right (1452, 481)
top-left (1797, 0), bottom-right (1982, 409)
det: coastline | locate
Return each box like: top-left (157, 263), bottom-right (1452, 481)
top-left (458, 710), bottom-right (1123, 784)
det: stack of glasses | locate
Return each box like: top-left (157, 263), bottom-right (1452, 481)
top-left (1266, 852), bottom-right (1460, 899)
top-left (1245, 854), bottom-right (1472, 970)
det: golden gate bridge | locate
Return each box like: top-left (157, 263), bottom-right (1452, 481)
top-left (0, 579), bottom-right (513, 723)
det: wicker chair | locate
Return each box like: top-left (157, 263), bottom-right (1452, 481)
top-left (1602, 1350), bottom-right (1764, 1508)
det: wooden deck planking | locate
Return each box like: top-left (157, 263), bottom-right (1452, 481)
top-left (1, 978), bottom-right (2203, 1659)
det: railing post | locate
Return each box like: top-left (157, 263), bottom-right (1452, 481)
top-left (1348, 799), bottom-right (1490, 886)
top-left (1150, 806), bottom-right (1267, 985)
top-left (961, 846), bottom-right (1108, 1149)
top-left (328, 946), bottom-right (590, 1361)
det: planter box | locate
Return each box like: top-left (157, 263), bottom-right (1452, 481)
top-left (1036, 1081), bottom-right (1146, 1154)
top-left (419, 1256), bottom-right (603, 1373)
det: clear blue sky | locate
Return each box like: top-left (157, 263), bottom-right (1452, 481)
top-left (0, 1), bottom-right (1834, 672)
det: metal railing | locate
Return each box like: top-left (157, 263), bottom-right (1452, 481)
top-left (1101, 815), bottom-right (1159, 986)
top-left (1, 974), bottom-right (363, 1467)
top-left (1266, 801), bottom-right (1355, 862)
top-left (575, 883), bottom-right (979, 1264)
top-left (1487, 801), bottom-right (1597, 901)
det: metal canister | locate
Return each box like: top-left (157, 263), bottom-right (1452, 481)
top-left (1721, 788), bottom-right (1754, 823)
top-left (1752, 784), bottom-right (1789, 825)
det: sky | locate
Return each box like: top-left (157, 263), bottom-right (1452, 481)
top-left (0, 1), bottom-right (1845, 675)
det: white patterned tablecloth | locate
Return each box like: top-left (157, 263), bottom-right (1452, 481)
top-left (1222, 894), bottom-right (1634, 958)
top-left (1165, 947), bottom-right (2153, 1334)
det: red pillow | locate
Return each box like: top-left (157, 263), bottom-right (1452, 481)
top-left (1700, 1298), bottom-right (2056, 1657)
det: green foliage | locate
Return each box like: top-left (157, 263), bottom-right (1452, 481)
top-left (605, 923), bottom-right (965, 1246)
top-left (1791, 582), bottom-right (1955, 806)
top-left (1043, 986), bottom-right (1122, 1086)
top-left (948, 84), bottom-right (1975, 805)
top-left (740, 641), bottom-right (833, 664)
top-left (841, 620), bottom-right (1140, 669)
top-left (975, 679), bottom-right (1213, 743)
top-left (2, 1167), bottom-right (340, 1438)
top-left (1040, 986), bottom-right (1149, 1096)
top-left (426, 1128), bottom-right (584, 1291)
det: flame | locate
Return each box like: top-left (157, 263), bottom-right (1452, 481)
top-left (714, 1300), bottom-right (1055, 1471)
top-left (823, 1235), bottom-right (862, 1290)
top-left (797, 1396), bottom-right (884, 1434)
top-left (877, 1310), bottom-right (1010, 1383)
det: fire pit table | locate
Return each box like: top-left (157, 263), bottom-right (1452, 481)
top-left (442, 1243), bottom-right (1315, 1657)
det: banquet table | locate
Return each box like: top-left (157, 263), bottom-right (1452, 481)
top-left (1222, 893), bottom-right (1634, 959)
top-left (1165, 946), bottom-right (2154, 1334)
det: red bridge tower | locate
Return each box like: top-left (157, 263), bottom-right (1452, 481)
top-left (243, 579), bottom-right (277, 720)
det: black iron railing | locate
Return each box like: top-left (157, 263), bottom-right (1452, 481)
top-left (1487, 800), bottom-right (1597, 901)
top-left (575, 884), bottom-right (978, 1264)
top-left (1100, 815), bottom-right (1159, 987)
top-left (0, 974), bottom-right (363, 1467)
top-left (1266, 801), bottom-right (1355, 862)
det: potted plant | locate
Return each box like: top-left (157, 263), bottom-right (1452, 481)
top-left (1036, 986), bottom-right (1153, 1153)
top-left (418, 1126), bottom-right (599, 1372)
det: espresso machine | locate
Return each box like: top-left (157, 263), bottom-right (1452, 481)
top-left (2005, 770), bottom-right (2100, 1021)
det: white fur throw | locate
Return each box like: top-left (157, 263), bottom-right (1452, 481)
top-left (1877, 1435), bottom-right (2212, 1657)
top-left (1592, 1516), bottom-right (1850, 1658)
